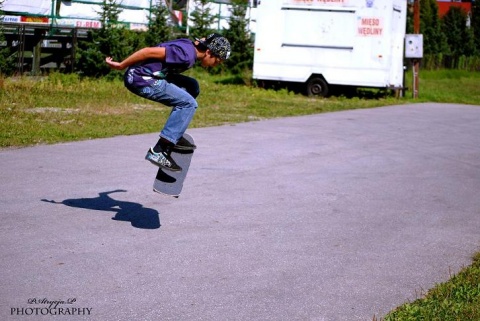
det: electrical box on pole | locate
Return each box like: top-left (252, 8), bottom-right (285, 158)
top-left (405, 34), bottom-right (423, 59)
top-left (410, 0), bottom-right (421, 99)
top-left (405, 33), bottom-right (422, 99)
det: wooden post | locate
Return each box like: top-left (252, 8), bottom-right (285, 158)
top-left (32, 29), bottom-right (45, 76)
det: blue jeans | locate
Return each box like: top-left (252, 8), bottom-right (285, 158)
top-left (125, 74), bottom-right (199, 144)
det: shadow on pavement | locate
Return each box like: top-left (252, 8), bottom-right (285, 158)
top-left (41, 189), bottom-right (160, 229)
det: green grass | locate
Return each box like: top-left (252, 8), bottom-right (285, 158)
top-left (2, 69), bottom-right (479, 148)
top-left (416, 69), bottom-right (480, 104)
top-left (0, 70), bottom-right (399, 147)
top-left (1, 69), bottom-right (480, 319)
top-left (383, 253), bottom-right (480, 321)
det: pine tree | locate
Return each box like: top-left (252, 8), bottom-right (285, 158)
top-left (96, 0), bottom-right (126, 60)
top-left (442, 6), bottom-right (475, 57)
top-left (189, 0), bottom-right (217, 39)
top-left (471, 0), bottom-right (480, 55)
top-left (420, 0), bottom-right (448, 54)
top-left (75, 0), bottom-right (141, 77)
top-left (0, 0), bottom-right (7, 75)
top-left (223, 0), bottom-right (253, 74)
top-left (0, 0), bottom-right (16, 75)
top-left (145, 0), bottom-right (174, 46)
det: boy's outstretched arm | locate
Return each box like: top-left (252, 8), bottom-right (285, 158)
top-left (105, 47), bottom-right (167, 70)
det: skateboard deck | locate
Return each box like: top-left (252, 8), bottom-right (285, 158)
top-left (153, 133), bottom-right (195, 198)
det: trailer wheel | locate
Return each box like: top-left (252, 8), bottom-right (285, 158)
top-left (306, 77), bottom-right (329, 97)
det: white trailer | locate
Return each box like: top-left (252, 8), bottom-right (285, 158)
top-left (252, 0), bottom-right (407, 96)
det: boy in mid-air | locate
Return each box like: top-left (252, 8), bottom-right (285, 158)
top-left (106, 34), bottom-right (231, 172)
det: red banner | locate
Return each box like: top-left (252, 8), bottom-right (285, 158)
top-left (21, 16), bottom-right (49, 23)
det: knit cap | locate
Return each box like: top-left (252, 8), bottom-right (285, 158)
top-left (198, 33), bottom-right (231, 60)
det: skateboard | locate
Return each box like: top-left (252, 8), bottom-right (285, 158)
top-left (153, 133), bottom-right (195, 198)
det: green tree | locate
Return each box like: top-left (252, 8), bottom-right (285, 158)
top-left (471, 0), bottom-right (480, 54)
top-left (0, 0), bottom-right (7, 74)
top-left (419, 0), bottom-right (448, 54)
top-left (145, 1), bottom-right (174, 46)
top-left (0, 0), bottom-right (16, 75)
top-left (406, 2), bottom-right (414, 34)
top-left (223, 0), bottom-right (253, 74)
top-left (442, 6), bottom-right (476, 57)
top-left (75, 0), bottom-right (142, 77)
top-left (189, 0), bottom-right (217, 40)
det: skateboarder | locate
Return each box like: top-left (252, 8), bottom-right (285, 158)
top-left (105, 33), bottom-right (231, 172)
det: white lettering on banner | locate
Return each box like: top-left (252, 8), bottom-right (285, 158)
top-left (357, 17), bottom-right (383, 36)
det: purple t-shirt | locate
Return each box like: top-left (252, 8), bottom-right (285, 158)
top-left (125, 38), bottom-right (197, 87)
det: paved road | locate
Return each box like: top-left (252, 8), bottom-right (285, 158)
top-left (1, 103), bottom-right (480, 321)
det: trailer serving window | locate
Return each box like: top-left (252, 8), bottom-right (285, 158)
top-left (281, 7), bottom-right (356, 50)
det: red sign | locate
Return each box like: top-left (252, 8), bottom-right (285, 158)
top-left (357, 17), bottom-right (383, 37)
top-left (21, 16), bottom-right (49, 23)
top-left (437, 2), bottom-right (471, 17)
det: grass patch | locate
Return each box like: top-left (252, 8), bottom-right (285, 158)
top-left (383, 253), bottom-right (480, 321)
top-left (416, 70), bottom-right (480, 104)
top-left (1, 69), bottom-right (479, 148)
top-left (0, 70), bottom-right (403, 147)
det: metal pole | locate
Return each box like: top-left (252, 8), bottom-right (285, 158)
top-left (18, 26), bottom-right (26, 75)
top-left (218, 3), bottom-right (221, 32)
top-left (413, 0), bottom-right (420, 99)
top-left (51, 0), bottom-right (55, 29)
top-left (71, 28), bottom-right (77, 73)
top-left (186, 0), bottom-right (191, 35)
top-left (149, 0), bottom-right (153, 22)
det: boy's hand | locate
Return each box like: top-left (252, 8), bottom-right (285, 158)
top-left (105, 57), bottom-right (123, 70)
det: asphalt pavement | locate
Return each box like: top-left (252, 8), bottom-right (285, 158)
top-left (1, 103), bottom-right (480, 321)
